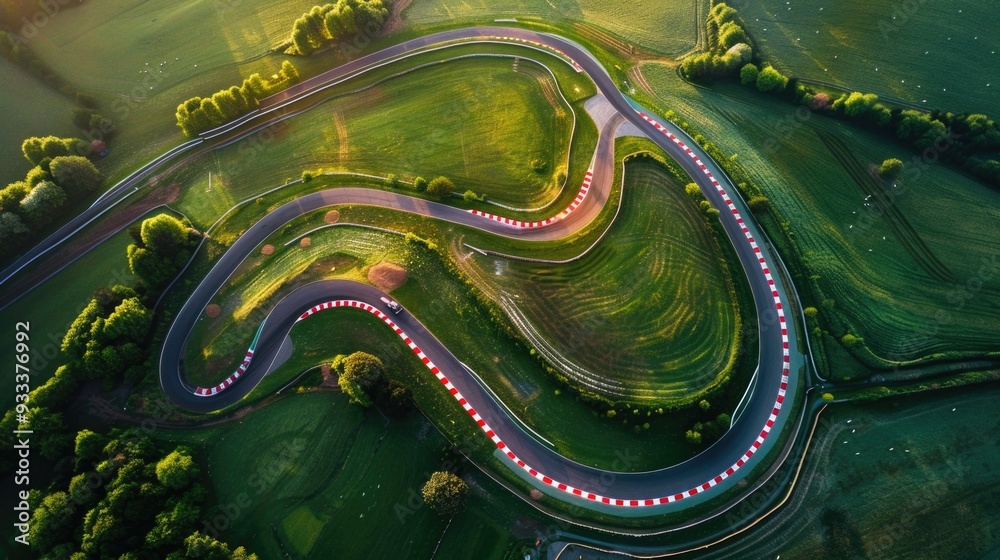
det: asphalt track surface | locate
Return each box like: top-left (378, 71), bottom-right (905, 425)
top-left (10, 27), bottom-right (800, 509)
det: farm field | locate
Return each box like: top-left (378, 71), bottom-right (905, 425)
top-left (166, 52), bottom-right (586, 225)
top-left (465, 159), bottom-right (744, 404)
top-left (162, 390), bottom-right (530, 559)
top-left (20, 0), bottom-right (318, 180)
top-left (689, 385), bottom-right (1000, 560)
top-left (737, 0), bottom-right (1000, 117)
top-left (402, 0), bottom-right (700, 56)
top-left (180, 201), bottom-right (708, 471)
top-left (0, 59), bottom-right (80, 184)
top-left (636, 64), bottom-right (1000, 376)
top-left (0, 229), bottom-right (135, 406)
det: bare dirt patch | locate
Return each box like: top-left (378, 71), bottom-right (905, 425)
top-left (367, 261), bottom-right (408, 291)
top-left (324, 210), bottom-right (341, 223)
top-left (299, 237), bottom-right (312, 248)
top-left (205, 304), bottom-right (221, 318)
top-left (261, 244), bottom-right (275, 255)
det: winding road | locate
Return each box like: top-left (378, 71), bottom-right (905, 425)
top-left (9, 27), bottom-right (803, 512)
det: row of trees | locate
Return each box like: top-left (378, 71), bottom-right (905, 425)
top-left (681, 3), bottom-right (755, 80)
top-left (175, 61), bottom-right (301, 137)
top-left (685, 4), bottom-right (1000, 187)
top-left (29, 429), bottom-right (256, 559)
top-left (795, 89), bottom-right (1000, 185)
top-left (287, 0), bottom-right (389, 56)
top-left (0, 149), bottom-right (102, 255)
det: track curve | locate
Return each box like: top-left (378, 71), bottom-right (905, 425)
top-left (150, 27), bottom-right (801, 511)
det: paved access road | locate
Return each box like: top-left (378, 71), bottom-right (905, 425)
top-left (15, 27), bottom-right (798, 509)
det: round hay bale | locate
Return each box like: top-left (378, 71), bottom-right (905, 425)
top-left (367, 261), bottom-right (408, 291)
top-left (530, 489), bottom-right (544, 501)
top-left (300, 237), bottom-right (311, 248)
top-left (205, 304), bottom-right (221, 318)
top-left (261, 244), bottom-right (275, 255)
top-left (324, 210), bottom-right (340, 224)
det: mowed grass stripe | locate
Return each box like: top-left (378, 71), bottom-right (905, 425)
top-left (816, 131), bottom-right (954, 283)
top-left (473, 161), bottom-right (740, 403)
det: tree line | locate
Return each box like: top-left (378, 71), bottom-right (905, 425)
top-left (0, 212), bottom-right (244, 558)
top-left (683, 2), bottom-right (1000, 187)
top-left (0, 138), bottom-right (103, 256)
top-left (175, 61), bottom-right (301, 137)
top-left (29, 429), bottom-right (257, 559)
top-left (286, 0), bottom-right (389, 56)
top-left (0, 214), bottom-right (198, 472)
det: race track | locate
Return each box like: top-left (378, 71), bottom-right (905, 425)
top-left (11, 27), bottom-right (802, 511)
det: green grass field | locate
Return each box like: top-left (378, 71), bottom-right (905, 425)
top-left (165, 52), bottom-right (585, 224)
top-left (465, 159), bottom-right (742, 404)
top-left (636, 64), bottom-right (1000, 376)
top-left (0, 58), bottom-right (81, 185)
top-left (184, 224), bottom-right (412, 387)
top-left (692, 385), bottom-right (1000, 560)
top-left (0, 229), bottom-right (135, 406)
top-left (402, 0), bottom-right (700, 56)
top-left (21, 0), bottom-right (317, 181)
top-left (737, 1), bottom-right (1000, 117)
top-left (179, 195), bottom-right (712, 471)
top-left (162, 390), bottom-right (528, 559)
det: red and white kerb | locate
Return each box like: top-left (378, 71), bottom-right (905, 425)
top-left (469, 169), bottom-right (593, 228)
top-left (193, 112), bottom-right (792, 506)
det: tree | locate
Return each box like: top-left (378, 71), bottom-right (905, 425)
top-left (755, 66), bottom-right (788, 93)
top-left (425, 176), bottom-right (454, 199)
top-left (75, 429), bottom-right (108, 465)
top-left (156, 450), bottom-right (198, 490)
top-left (50, 156), bottom-right (102, 197)
top-left (0, 212), bottom-right (29, 248)
top-left (280, 60), bottom-right (300, 83)
top-left (0, 181), bottom-right (32, 212)
top-left (177, 531), bottom-right (258, 559)
top-left (340, 351), bottom-right (386, 388)
top-left (338, 377), bottom-right (372, 407)
top-left (421, 471), bottom-right (468, 517)
top-left (141, 214), bottom-right (189, 257)
top-left (717, 21), bottom-right (748, 49)
top-left (146, 493), bottom-right (201, 551)
top-left (878, 158), bottom-right (904, 179)
top-left (803, 306), bottom-right (818, 319)
top-left (685, 429), bottom-right (702, 445)
top-left (101, 297), bottom-right (152, 344)
top-left (739, 63), bottom-right (759, 87)
top-left (19, 181), bottom-right (66, 227)
top-left (698, 399), bottom-right (711, 412)
top-left (841, 333), bottom-right (861, 347)
top-left (413, 176), bottom-right (428, 192)
top-left (839, 92), bottom-right (879, 118)
top-left (29, 492), bottom-right (76, 554)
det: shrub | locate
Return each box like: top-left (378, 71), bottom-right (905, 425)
top-left (841, 333), bottom-right (861, 347)
top-left (878, 158), bottom-right (904, 179)
top-left (739, 63), bottom-right (759, 86)
top-left (426, 176), bottom-right (455, 199)
top-left (756, 66), bottom-right (788, 93)
top-left (421, 472), bottom-right (468, 517)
